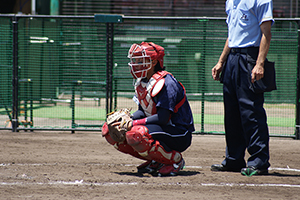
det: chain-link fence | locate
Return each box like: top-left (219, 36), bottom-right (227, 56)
top-left (0, 14), bottom-right (299, 138)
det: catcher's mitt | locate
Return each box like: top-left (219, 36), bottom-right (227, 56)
top-left (106, 108), bottom-right (132, 142)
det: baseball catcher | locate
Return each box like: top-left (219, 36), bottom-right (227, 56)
top-left (102, 42), bottom-right (194, 176)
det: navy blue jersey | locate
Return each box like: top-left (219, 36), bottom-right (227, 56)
top-left (153, 74), bottom-right (195, 133)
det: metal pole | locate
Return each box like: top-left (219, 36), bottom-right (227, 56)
top-left (199, 19), bottom-right (208, 133)
top-left (95, 14), bottom-right (123, 115)
top-left (109, 23), bottom-right (114, 113)
top-left (200, 22), bottom-right (207, 134)
top-left (71, 82), bottom-right (75, 134)
top-left (106, 23), bottom-right (114, 114)
top-left (295, 24), bottom-right (300, 139)
top-left (12, 15), bottom-right (19, 132)
top-left (105, 24), bottom-right (110, 115)
top-left (30, 80), bottom-right (33, 129)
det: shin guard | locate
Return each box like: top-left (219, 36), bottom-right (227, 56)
top-left (126, 125), bottom-right (182, 165)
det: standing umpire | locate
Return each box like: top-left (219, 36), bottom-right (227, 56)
top-left (211, 0), bottom-right (274, 176)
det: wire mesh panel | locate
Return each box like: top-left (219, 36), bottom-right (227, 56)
top-left (60, 0), bottom-right (299, 18)
top-left (0, 17), bottom-right (13, 128)
top-left (112, 17), bottom-right (298, 137)
top-left (112, 18), bottom-right (228, 134)
top-left (16, 16), bottom-right (107, 131)
top-left (266, 21), bottom-right (298, 137)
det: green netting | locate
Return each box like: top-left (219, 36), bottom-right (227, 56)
top-left (0, 15), bottom-right (298, 137)
top-left (60, 0), bottom-right (297, 19)
top-left (112, 18), bottom-right (298, 137)
top-left (16, 17), bottom-right (107, 129)
top-left (0, 17), bottom-right (13, 125)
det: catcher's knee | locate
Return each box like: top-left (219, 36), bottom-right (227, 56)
top-left (102, 122), bottom-right (109, 136)
top-left (126, 125), bottom-right (152, 150)
top-left (126, 125), bottom-right (182, 165)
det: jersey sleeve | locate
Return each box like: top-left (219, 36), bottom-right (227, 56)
top-left (155, 75), bottom-right (183, 113)
top-left (256, 0), bottom-right (274, 26)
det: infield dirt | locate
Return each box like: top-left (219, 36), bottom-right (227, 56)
top-left (0, 130), bottom-right (299, 199)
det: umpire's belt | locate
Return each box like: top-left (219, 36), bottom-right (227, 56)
top-left (230, 47), bottom-right (259, 54)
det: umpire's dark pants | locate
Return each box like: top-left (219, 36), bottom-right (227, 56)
top-left (221, 47), bottom-right (270, 171)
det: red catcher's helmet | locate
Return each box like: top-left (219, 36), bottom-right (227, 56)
top-left (128, 42), bottom-right (165, 79)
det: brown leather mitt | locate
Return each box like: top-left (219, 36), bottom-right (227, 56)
top-left (106, 108), bottom-right (132, 142)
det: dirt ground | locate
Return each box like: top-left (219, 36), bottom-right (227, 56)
top-left (0, 130), bottom-right (300, 200)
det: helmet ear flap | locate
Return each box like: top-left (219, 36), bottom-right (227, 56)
top-left (147, 42), bottom-right (165, 70)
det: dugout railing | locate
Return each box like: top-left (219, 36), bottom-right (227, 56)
top-left (0, 14), bottom-right (299, 139)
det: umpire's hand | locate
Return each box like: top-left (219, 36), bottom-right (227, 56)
top-left (212, 62), bottom-right (223, 81)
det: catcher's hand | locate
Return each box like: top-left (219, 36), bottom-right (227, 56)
top-left (106, 108), bottom-right (132, 142)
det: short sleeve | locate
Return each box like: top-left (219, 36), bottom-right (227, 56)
top-left (256, 0), bottom-right (274, 26)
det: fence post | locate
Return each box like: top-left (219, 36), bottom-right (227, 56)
top-left (295, 24), bottom-right (300, 139)
top-left (106, 23), bottom-right (114, 114)
top-left (12, 15), bottom-right (19, 132)
top-left (94, 14), bottom-right (123, 115)
top-left (200, 19), bottom-right (208, 133)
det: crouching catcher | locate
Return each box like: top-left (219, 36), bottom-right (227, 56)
top-left (102, 42), bottom-right (194, 176)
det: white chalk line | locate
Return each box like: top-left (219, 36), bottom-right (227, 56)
top-left (0, 180), bottom-right (138, 187)
top-left (1, 180), bottom-right (300, 188)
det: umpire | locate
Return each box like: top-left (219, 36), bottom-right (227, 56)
top-left (211, 0), bottom-right (274, 176)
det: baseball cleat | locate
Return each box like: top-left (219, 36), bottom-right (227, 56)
top-left (158, 158), bottom-right (185, 176)
top-left (241, 167), bottom-right (268, 177)
top-left (137, 160), bottom-right (163, 174)
top-left (211, 164), bottom-right (244, 172)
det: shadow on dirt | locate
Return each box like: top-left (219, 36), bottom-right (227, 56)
top-left (267, 172), bottom-right (300, 177)
top-left (115, 170), bottom-right (201, 177)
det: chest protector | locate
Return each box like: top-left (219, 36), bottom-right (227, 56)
top-left (135, 71), bottom-right (169, 117)
top-left (135, 71), bottom-right (186, 117)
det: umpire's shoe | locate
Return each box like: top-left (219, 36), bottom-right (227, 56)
top-left (211, 164), bottom-right (242, 172)
top-left (241, 167), bottom-right (268, 177)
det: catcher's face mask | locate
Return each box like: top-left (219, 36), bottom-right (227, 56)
top-left (128, 42), bottom-right (165, 79)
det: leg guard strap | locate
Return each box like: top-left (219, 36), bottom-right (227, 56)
top-left (126, 125), bottom-right (182, 165)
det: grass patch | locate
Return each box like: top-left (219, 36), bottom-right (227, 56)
top-left (32, 105), bottom-right (106, 121)
top-left (1, 105), bottom-right (295, 128)
top-left (193, 114), bottom-right (224, 125)
top-left (267, 117), bottom-right (295, 127)
top-left (193, 113), bottom-right (294, 127)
